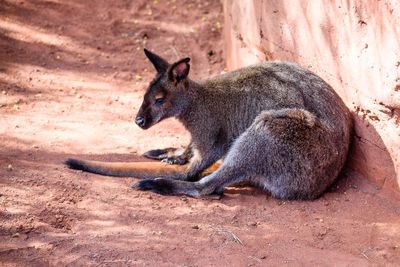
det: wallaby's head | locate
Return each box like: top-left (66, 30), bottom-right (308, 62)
top-left (135, 49), bottom-right (191, 129)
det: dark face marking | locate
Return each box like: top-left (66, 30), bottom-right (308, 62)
top-left (135, 74), bottom-right (173, 129)
top-left (135, 49), bottom-right (191, 129)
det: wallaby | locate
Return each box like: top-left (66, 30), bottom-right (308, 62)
top-left (66, 49), bottom-right (352, 200)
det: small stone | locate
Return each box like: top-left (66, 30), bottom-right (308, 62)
top-left (7, 164), bottom-right (13, 171)
top-left (249, 221), bottom-right (260, 226)
top-left (192, 225), bottom-right (199, 230)
top-left (12, 232), bottom-right (20, 238)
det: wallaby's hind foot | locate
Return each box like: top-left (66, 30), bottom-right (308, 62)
top-left (135, 166), bottom-right (246, 197)
top-left (143, 147), bottom-right (190, 165)
top-left (134, 178), bottom-right (224, 199)
top-left (134, 178), bottom-right (202, 197)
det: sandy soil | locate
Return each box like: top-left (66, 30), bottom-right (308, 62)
top-left (0, 0), bottom-right (399, 266)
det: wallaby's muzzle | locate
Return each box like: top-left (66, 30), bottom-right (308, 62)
top-left (135, 109), bottom-right (154, 129)
top-left (135, 116), bottom-right (146, 128)
top-left (135, 103), bottom-right (153, 129)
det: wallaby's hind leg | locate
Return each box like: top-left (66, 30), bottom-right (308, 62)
top-left (135, 124), bottom-right (263, 196)
top-left (143, 145), bottom-right (193, 165)
top-left (135, 108), bottom-right (331, 200)
top-left (134, 166), bottom-right (247, 197)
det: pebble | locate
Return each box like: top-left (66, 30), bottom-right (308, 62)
top-left (12, 232), bottom-right (20, 238)
top-left (7, 164), bottom-right (13, 171)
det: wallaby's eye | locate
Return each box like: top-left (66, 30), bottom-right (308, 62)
top-left (155, 98), bottom-right (165, 106)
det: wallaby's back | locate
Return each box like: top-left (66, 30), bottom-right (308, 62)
top-left (199, 61), bottom-right (351, 153)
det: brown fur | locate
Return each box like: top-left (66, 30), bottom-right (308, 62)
top-left (66, 49), bottom-right (352, 200)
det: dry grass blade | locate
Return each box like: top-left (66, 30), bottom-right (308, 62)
top-left (210, 225), bottom-right (243, 245)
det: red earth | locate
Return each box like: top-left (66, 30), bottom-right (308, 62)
top-left (0, 0), bottom-right (399, 266)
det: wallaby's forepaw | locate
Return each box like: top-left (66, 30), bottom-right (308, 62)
top-left (143, 148), bottom-right (188, 165)
top-left (161, 157), bottom-right (187, 165)
top-left (143, 148), bottom-right (173, 160)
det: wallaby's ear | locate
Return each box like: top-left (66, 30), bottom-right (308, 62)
top-left (144, 48), bottom-right (169, 73)
top-left (168, 58), bottom-right (190, 83)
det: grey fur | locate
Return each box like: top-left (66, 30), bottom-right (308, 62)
top-left (136, 51), bottom-right (352, 199)
top-left (137, 50), bottom-right (353, 200)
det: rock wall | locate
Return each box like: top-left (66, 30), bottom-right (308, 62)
top-left (223, 0), bottom-right (400, 192)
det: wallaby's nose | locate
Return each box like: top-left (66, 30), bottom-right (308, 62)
top-left (135, 116), bottom-right (146, 128)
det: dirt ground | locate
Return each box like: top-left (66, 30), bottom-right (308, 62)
top-left (0, 0), bottom-right (399, 266)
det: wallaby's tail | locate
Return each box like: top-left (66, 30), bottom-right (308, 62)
top-left (65, 158), bottom-right (187, 179)
top-left (65, 158), bottom-right (221, 179)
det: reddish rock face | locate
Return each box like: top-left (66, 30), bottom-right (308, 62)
top-left (223, 0), bottom-right (400, 193)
